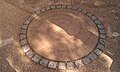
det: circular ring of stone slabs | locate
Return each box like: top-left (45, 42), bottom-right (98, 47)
top-left (20, 5), bottom-right (106, 70)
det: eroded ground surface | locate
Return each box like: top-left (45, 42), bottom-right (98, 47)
top-left (0, 0), bottom-right (120, 72)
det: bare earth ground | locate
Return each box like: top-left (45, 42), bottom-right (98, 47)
top-left (0, 0), bottom-right (120, 72)
top-left (27, 9), bottom-right (99, 61)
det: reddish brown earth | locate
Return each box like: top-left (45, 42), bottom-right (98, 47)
top-left (0, 0), bottom-right (120, 72)
top-left (27, 9), bottom-right (98, 61)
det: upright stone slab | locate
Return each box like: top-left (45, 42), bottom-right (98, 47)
top-left (58, 62), bottom-right (66, 69)
top-left (32, 54), bottom-right (41, 63)
top-left (26, 50), bottom-right (35, 58)
top-left (75, 60), bottom-right (84, 68)
top-left (82, 57), bottom-right (91, 64)
top-left (48, 61), bottom-right (58, 69)
top-left (67, 62), bottom-right (74, 69)
top-left (22, 44), bottom-right (30, 53)
top-left (39, 58), bottom-right (49, 66)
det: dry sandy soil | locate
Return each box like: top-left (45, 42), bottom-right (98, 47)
top-left (0, 0), bottom-right (120, 72)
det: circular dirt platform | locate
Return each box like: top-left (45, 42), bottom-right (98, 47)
top-left (20, 5), bottom-right (106, 70)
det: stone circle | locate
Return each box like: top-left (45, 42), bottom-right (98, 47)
top-left (20, 5), bottom-right (106, 70)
